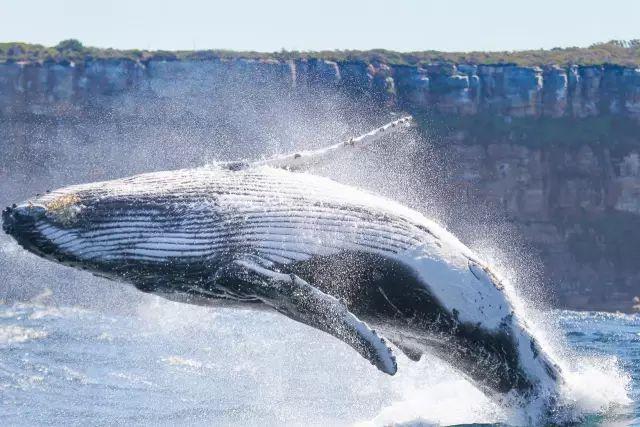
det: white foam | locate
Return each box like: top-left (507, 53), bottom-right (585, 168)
top-left (0, 325), bottom-right (48, 345)
top-left (555, 354), bottom-right (633, 423)
top-left (61, 366), bottom-right (89, 384)
top-left (28, 307), bottom-right (63, 320)
top-left (162, 356), bottom-right (204, 369)
top-left (356, 356), bottom-right (506, 427)
top-left (357, 353), bottom-right (633, 426)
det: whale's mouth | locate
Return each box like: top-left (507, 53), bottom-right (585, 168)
top-left (2, 203), bottom-right (58, 260)
top-left (1, 205), bottom-right (14, 234)
top-left (3, 203), bottom-right (44, 236)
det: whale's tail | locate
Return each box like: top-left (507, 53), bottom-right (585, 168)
top-left (254, 115), bottom-right (414, 171)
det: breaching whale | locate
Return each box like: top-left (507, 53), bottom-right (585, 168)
top-left (2, 116), bottom-right (562, 407)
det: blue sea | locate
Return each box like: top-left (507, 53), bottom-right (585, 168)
top-left (0, 291), bottom-right (636, 426)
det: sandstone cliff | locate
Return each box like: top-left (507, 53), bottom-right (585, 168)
top-left (1, 58), bottom-right (639, 119)
top-left (1, 56), bottom-right (639, 311)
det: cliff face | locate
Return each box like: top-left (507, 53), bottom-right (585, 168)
top-left (2, 58), bottom-right (640, 120)
top-left (1, 57), bottom-right (639, 311)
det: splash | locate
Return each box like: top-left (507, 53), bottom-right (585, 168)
top-left (357, 311), bottom-right (635, 426)
top-left (356, 356), bottom-right (504, 426)
top-left (356, 351), bottom-right (633, 426)
top-left (558, 355), bottom-right (632, 420)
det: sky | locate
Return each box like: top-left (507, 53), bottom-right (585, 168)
top-left (1, 0), bottom-right (639, 52)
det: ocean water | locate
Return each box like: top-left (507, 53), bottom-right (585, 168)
top-left (0, 292), bottom-right (636, 426)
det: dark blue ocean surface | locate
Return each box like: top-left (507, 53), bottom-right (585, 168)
top-left (0, 297), bottom-right (637, 426)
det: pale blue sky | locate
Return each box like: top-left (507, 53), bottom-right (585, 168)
top-left (2, 0), bottom-right (639, 52)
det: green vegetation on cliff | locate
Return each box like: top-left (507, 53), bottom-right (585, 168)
top-left (2, 39), bottom-right (640, 66)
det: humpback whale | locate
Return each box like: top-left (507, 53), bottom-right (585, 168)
top-left (2, 116), bottom-right (562, 407)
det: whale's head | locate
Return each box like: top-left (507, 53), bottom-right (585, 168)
top-left (2, 171), bottom-right (223, 285)
top-left (2, 176), bottom-right (208, 278)
top-left (3, 201), bottom-right (50, 254)
top-left (3, 190), bottom-right (99, 267)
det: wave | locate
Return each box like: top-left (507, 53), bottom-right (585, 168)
top-left (162, 356), bottom-right (204, 369)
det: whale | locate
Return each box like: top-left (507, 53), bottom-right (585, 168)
top-left (2, 116), bottom-right (562, 408)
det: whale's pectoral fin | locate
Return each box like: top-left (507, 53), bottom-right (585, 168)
top-left (215, 258), bottom-right (398, 375)
top-left (253, 116), bottom-right (413, 171)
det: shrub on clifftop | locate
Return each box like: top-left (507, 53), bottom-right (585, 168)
top-left (1, 39), bottom-right (640, 66)
top-left (55, 39), bottom-right (84, 52)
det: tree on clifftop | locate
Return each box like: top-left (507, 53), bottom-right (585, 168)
top-left (55, 39), bottom-right (83, 52)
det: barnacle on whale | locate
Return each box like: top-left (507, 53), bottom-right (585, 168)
top-left (45, 194), bottom-right (84, 225)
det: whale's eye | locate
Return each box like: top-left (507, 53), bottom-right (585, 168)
top-left (45, 194), bottom-right (84, 226)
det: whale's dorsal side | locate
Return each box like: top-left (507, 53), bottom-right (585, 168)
top-left (212, 257), bottom-right (398, 375)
